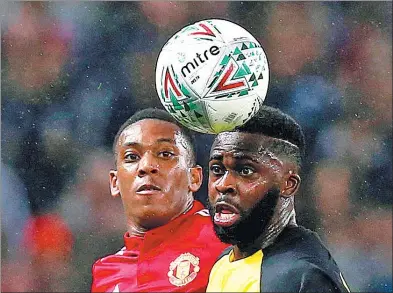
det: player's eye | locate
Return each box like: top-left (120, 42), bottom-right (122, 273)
top-left (158, 151), bottom-right (175, 158)
top-left (124, 152), bottom-right (139, 162)
top-left (210, 164), bottom-right (224, 176)
top-left (238, 166), bottom-right (255, 176)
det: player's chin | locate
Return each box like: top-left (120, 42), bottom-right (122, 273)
top-left (211, 222), bottom-right (240, 245)
top-left (140, 212), bottom-right (173, 230)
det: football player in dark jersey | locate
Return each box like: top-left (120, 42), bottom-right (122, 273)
top-left (206, 106), bottom-right (351, 292)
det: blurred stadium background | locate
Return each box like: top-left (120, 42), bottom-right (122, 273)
top-left (1, 1), bottom-right (392, 292)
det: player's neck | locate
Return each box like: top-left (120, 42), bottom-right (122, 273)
top-left (259, 196), bottom-right (297, 249)
top-left (128, 224), bottom-right (148, 237)
top-left (127, 198), bottom-right (194, 237)
top-left (172, 196), bottom-right (194, 219)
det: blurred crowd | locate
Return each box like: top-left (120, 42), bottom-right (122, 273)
top-left (1, 2), bottom-right (392, 292)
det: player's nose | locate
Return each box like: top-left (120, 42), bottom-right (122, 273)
top-left (137, 153), bottom-right (159, 177)
top-left (215, 171), bottom-right (236, 195)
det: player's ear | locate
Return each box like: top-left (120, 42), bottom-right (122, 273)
top-left (281, 172), bottom-right (301, 197)
top-left (188, 165), bottom-right (203, 193)
top-left (109, 170), bottom-right (121, 197)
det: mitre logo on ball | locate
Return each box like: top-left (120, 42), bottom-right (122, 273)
top-left (180, 45), bottom-right (220, 78)
top-left (155, 19), bottom-right (269, 134)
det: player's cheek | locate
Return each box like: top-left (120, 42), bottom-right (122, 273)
top-left (237, 180), bottom-right (262, 200)
top-left (207, 179), bottom-right (218, 200)
top-left (244, 180), bottom-right (265, 193)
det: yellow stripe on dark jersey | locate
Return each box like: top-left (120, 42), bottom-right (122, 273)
top-left (206, 249), bottom-right (263, 292)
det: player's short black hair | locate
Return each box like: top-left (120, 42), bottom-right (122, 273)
top-left (113, 108), bottom-right (197, 166)
top-left (235, 106), bottom-right (305, 167)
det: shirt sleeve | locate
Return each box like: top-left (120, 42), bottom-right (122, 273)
top-left (90, 260), bottom-right (99, 292)
top-left (297, 267), bottom-right (343, 293)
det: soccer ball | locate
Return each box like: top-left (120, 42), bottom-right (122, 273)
top-left (155, 19), bottom-right (269, 134)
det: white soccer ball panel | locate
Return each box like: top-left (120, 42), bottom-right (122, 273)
top-left (198, 19), bottom-right (260, 44)
top-left (204, 94), bottom-right (263, 133)
top-left (167, 43), bottom-right (225, 97)
top-left (201, 40), bottom-right (269, 101)
top-left (161, 99), bottom-right (214, 134)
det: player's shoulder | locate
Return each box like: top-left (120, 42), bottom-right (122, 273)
top-left (193, 208), bottom-right (211, 218)
top-left (93, 246), bottom-right (127, 266)
top-left (262, 259), bottom-right (346, 292)
top-left (187, 207), bottom-right (213, 233)
top-left (271, 259), bottom-right (350, 292)
top-left (188, 204), bottom-right (213, 226)
top-left (189, 207), bottom-right (217, 231)
top-left (266, 225), bottom-right (330, 259)
top-left (263, 226), bottom-right (336, 277)
top-left (188, 207), bottom-right (228, 249)
top-left (262, 226), bottom-right (350, 292)
top-left (180, 202), bottom-right (212, 228)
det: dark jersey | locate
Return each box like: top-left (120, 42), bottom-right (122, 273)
top-left (207, 225), bottom-right (350, 292)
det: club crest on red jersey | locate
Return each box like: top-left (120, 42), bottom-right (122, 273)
top-left (167, 253), bottom-right (200, 287)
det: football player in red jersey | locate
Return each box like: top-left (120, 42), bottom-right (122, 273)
top-left (91, 108), bottom-right (228, 292)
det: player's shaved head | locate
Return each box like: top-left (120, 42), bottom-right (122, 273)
top-left (113, 108), bottom-right (197, 167)
top-left (235, 105), bottom-right (305, 168)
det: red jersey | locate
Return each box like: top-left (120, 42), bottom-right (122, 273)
top-left (91, 201), bottom-right (228, 292)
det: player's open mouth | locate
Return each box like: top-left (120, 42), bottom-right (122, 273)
top-left (214, 202), bottom-right (240, 227)
top-left (136, 184), bottom-right (161, 195)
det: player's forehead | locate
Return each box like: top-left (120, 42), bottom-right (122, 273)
top-left (118, 119), bottom-right (184, 148)
top-left (210, 132), bottom-right (277, 157)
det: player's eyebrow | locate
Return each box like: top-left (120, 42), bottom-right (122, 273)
top-left (209, 152), bottom-right (260, 163)
top-left (122, 137), bottom-right (176, 148)
top-left (209, 153), bottom-right (223, 161)
top-left (232, 153), bottom-right (260, 163)
top-left (122, 138), bottom-right (176, 148)
top-left (155, 138), bottom-right (176, 144)
top-left (122, 141), bottom-right (140, 148)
